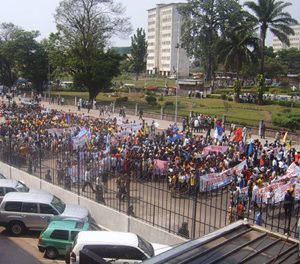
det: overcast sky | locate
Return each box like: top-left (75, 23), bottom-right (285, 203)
top-left (0, 0), bottom-right (299, 46)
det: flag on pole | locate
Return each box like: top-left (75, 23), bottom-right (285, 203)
top-left (214, 124), bottom-right (224, 141)
top-left (233, 127), bottom-right (243, 142)
top-left (283, 132), bottom-right (288, 144)
top-left (83, 134), bottom-right (92, 149)
top-left (248, 141), bottom-right (254, 156)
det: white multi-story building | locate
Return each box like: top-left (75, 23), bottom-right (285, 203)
top-left (146, 3), bottom-right (189, 78)
top-left (272, 24), bottom-right (300, 52)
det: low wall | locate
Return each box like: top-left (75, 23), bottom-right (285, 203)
top-left (0, 162), bottom-right (185, 245)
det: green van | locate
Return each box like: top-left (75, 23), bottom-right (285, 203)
top-left (37, 219), bottom-right (91, 259)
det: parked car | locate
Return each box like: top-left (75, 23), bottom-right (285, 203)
top-left (38, 219), bottom-right (91, 259)
top-left (0, 192), bottom-right (90, 236)
top-left (0, 179), bottom-right (47, 203)
top-left (68, 231), bottom-right (172, 264)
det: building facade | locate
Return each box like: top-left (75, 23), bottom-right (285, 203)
top-left (273, 24), bottom-right (300, 52)
top-left (146, 3), bottom-right (189, 78)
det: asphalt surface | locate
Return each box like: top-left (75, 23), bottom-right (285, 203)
top-left (0, 227), bottom-right (65, 264)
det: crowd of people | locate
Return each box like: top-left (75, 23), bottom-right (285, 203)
top-left (0, 97), bottom-right (299, 226)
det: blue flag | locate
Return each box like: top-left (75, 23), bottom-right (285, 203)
top-left (248, 142), bottom-right (254, 156)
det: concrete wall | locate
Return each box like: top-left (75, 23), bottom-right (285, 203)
top-left (0, 161), bottom-right (185, 245)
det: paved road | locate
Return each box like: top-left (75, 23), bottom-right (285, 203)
top-left (0, 227), bottom-right (65, 264)
top-left (39, 99), bottom-right (300, 148)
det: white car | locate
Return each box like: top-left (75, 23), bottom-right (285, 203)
top-left (68, 231), bottom-right (172, 264)
top-left (0, 179), bottom-right (47, 203)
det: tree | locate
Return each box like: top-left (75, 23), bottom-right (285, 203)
top-left (0, 23), bottom-right (48, 92)
top-left (276, 48), bottom-right (300, 74)
top-left (244, 0), bottom-right (297, 75)
top-left (233, 79), bottom-right (242, 103)
top-left (256, 73), bottom-right (266, 104)
top-left (54, 0), bottom-right (132, 100)
top-left (179, 0), bottom-right (243, 82)
top-left (264, 56), bottom-right (287, 78)
top-left (217, 24), bottom-right (259, 79)
top-left (73, 49), bottom-right (122, 99)
top-left (0, 23), bottom-right (22, 86)
top-left (130, 28), bottom-right (147, 80)
top-left (8, 30), bottom-right (48, 93)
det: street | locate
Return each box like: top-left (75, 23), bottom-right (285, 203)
top-left (0, 227), bottom-right (65, 264)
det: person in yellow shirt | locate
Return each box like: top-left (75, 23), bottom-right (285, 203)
top-left (189, 171), bottom-right (196, 195)
top-left (257, 176), bottom-right (264, 188)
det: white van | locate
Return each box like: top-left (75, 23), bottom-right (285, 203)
top-left (0, 192), bottom-right (90, 235)
top-left (68, 231), bottom-right (171, 264)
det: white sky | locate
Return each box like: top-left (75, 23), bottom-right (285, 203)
top-left (0, 0), bottom-right (299, 46)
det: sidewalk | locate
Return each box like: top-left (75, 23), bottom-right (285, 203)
top-left (40, 99), bottom-right (300, 149)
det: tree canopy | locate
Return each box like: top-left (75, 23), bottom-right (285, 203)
top-left (0, 23), bottom-right (47, 92)
top-left (179, 0), bottom-right (243, 82)
top-left (244, 0), bottom-right (297, 74)
top-left (53, 0), bottom-right (132, 100)
top-left (130, 28), bottom-right (147, 80)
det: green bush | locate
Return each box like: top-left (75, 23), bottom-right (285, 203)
top-left (145, 95), bottom-right (157, 106)
top-left (207, 94), bottom-right (221, 99)
top-left (111, 87), bottom-right (129, 93)
top-left (220, 94), bottom-right (227, 100)
top-left (273, 112), bottom-right (300, 130)
top-left (115, 96), bottom-right (128, 104)
top-left (158, 95), bottom-right (164, 101)
top-left (214, 89), bottom-right (232, 94)
top-left (164, 101), bottom-right (174, 107)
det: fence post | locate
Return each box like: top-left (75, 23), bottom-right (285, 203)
top-left (135, 103), bottom-right (138, 116)
top-left (9, 132), bottom-right (12, 179)
top-left (126, 175), bottom-right (132, 217)
top-left (39, 139), bottom-right (42, 189)
top-left (160, 107), bottom-right (164, 120)
top-left (77, 149), bottom-right (80, 203)
top-left (191, 191), bottom-right (198, 239)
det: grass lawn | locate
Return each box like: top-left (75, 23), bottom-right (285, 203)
top-left (50, 90), bottom-right (299, 128)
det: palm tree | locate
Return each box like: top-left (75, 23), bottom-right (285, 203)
top-left (244, 0), bottom-right (297, 74)
top-left (218, 26), bottom-right (259, 80)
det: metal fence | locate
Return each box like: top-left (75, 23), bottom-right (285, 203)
top-left (0, 139), bottom-right (298, 240)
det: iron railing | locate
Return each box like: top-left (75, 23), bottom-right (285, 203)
top-left (0, 138), bottom-right (298, 240)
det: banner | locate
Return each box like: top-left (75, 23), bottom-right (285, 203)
top-left (72, 127), bottom-right (91, 149)
top-left (240, 162), bottom-right (300, 203)
top-left (118, 123), bottom-right (143, 132)
top-left (202, 145), bottom-right (229, 156)
top-left (153, 159), bottom-right (169, 176)
top-left (47, 127), bottom-right (76, 136)
top-left (199, 160), bottom-right (247, 192)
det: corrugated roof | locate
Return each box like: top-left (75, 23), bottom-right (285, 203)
top-left (142, 221), bottom-right (299, 264)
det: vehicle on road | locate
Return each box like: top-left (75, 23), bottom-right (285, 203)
top-left (0, 179), bottom-right (47, 203)
top-left (68, 231), bottom-right (172, 264)
top-left (38, 219), bottom-right (91, 259)
top-left (0, 192), bottom-right (90, 236)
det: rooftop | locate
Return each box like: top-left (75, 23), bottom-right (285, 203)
top-left (142, 221), bottom-right (300, 264)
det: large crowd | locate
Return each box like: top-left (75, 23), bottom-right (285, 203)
top-left (0, 98), bottom-right (299, 223)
